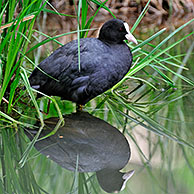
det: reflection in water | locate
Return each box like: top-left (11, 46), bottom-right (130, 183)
top-left (26, 112), bottom-right (134, 193)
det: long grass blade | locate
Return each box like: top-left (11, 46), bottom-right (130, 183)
top-left (131, 0), bottom-right (151, 33)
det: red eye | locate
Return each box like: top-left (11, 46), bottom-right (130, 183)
top-left (119, 27), bottom-right (124, 31)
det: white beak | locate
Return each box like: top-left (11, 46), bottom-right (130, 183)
top-left (124, 22), bottom-right (138, 45)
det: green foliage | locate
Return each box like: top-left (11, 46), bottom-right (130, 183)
top-left (0, 0), bottom-right (194, 194)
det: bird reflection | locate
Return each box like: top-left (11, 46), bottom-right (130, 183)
top-left (26, 112), bottom-right (134, 193)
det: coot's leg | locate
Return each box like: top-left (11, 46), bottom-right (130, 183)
top-left (76, 104), bottom-right (84, 112)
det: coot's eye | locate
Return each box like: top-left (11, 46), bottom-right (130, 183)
top-left (119, 27), bottom-right (125, 32)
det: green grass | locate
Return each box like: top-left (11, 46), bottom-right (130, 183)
top-left (0, 0), bottom-right (194, 193)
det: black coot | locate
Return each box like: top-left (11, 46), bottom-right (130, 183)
top-left (29, 19), bottom-right (137, 105)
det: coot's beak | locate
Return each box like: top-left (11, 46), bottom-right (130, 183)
top-left (124, 23), bottom-right (138, 45)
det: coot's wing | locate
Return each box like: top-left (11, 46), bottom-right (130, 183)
top-left (29, 38), bottom-right (96, 101)
top-left (29, 39), bottom-right (79, 90)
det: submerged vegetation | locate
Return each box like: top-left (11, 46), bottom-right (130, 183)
top-left (0, 0), bottom-right (194, 193)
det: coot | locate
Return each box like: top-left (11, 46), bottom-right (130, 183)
top-left (29, 19), bottom-right (137, 105)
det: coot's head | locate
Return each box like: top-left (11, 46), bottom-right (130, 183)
top-left (98, 18), bottom-right (137, 44)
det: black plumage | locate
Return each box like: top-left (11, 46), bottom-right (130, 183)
top-left (29, 19), bottom-right (137, 105)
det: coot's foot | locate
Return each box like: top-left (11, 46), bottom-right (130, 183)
top-left (76, 104), bottom-right (84, 111)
